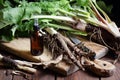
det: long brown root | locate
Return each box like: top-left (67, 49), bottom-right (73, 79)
top-left (43, 32), bottom-right (85, 70)
top-left (86, 24), bottom-right (120, 51)
top-left (42, 28), bottom-right (116, 77)
top-left (0, 54), bottom-right (36, 73)
top-left (43, 28), bottom-right (96, 71)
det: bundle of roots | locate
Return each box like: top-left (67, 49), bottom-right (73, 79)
top-left (41, 28), bottom-right (116, 77)
top-left (86, 24), bottom-right (120, 52)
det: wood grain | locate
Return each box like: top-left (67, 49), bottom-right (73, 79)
top-left (32, 69), bottom-right (55, 80)
top-left (56, 70), bottom-right (99, 80)
top-left (101, 62), bottom-right (120, 80)
top-left (0, 69), bottom-right (13, 80)
top-left (0, 38), bottom-right (119, 80)
top-left (0, 38), bottom-right (79, 76)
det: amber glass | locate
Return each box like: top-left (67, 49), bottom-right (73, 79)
top-left (30, 19), bottom-right (43, 56)
top-left (31, 31), bottom-right (43, 56)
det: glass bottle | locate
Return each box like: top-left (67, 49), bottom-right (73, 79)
top-left (30, 19), bottom-right (43, 56)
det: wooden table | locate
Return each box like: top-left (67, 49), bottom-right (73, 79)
top-left (0, 50), bottom-right (120, 80)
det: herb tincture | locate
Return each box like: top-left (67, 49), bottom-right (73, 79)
top-left (30, 19), bottom-right (43, 56)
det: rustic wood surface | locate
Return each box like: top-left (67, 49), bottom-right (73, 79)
top-left (0, 50), bottom-right (120, 80)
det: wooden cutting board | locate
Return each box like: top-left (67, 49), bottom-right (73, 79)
top-left (0, 38), bottom-right (78, 76)
top-left (0, 37), bottom-right (108, 75)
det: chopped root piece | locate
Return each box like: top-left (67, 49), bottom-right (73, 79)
top-left (81, 57), bottom-right (116, 77)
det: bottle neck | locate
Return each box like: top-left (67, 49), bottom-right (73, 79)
top-left (33, 18), bottom-right (40, 31)
top-left (33, 25), bottom-right (39, 31)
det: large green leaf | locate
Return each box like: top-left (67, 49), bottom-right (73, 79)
top-left (3, 7), bottom-right (25, 24)
top-left (23, 5), bottom-right (41, 20)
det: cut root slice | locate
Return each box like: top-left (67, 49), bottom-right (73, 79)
top-left (81, 57), bottom-right (116, 77)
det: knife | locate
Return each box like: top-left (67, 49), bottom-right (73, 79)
top-left (67, 34), bottom-right (108, 59)
top-left (68, 35), bottom-right (81, 45)
top-left (67, 34), bottom-right (95, 57)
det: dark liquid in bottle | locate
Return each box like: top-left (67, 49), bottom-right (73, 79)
top-left (30, 19), bottom-right (43, 56)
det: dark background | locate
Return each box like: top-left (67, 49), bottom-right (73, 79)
top-left (103, 0), bottom-right (120, 27)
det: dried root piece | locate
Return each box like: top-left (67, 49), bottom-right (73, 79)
top-left (60, 34), bottom-right (96, 60)
top-left (81, 57), bottom-right (116, 77)
top-left (31, 54), bottom-right (63, 69)
top-left (44, 28), bottom-right (85, 70)
top-left (86, 24), bottom-right (120, 51)
top-left (0, 53), bottom-right (62, 73)
top-left (14, 54), bottom-right (63, 69)
top-left (42, 54), bottom-right (63, 69)
top-left (0, 54), bottom-right (36, 73)
top-left (113, 52), bottom-right (120, 64)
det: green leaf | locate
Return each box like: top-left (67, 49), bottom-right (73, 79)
top-left (3, 0), bottom-right (13, 8)
top-left (0, 0), bottom-right (4, 9)
top-left (23, 5), bottom-right (41, 20)
top-left (0, 35), bottom-right (13, 42)
top-left (0, 29), bottom-right (13, 42)
top-left (0, 0), bottom-right (3, 4)
top-left (17, 20), bottom-right (33, 32)
top-left (76, 0), bottom-right (89, 6)
top-left (13, 0), bottom-right (20, 3)
top-left (70, 31), bottom-right (87, 36)
top-left (3, 7), bottom-right (25, 24)
top-left (0, 20), bottom-right (12, 29)
top-left (97, 0), bottom-right (113, 14)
